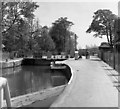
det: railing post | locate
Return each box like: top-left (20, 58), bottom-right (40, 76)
top-left (0, 88), bottom-right (3, 108)
top-left (113, 46), bottom-right (115, 69)
top-left (0, 77), bottom-right (11, 108)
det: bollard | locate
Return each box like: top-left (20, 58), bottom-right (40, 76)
top-left (0, 88), bottom-right (3, 108)
top-left (0, 77), bottom-right (11, 108)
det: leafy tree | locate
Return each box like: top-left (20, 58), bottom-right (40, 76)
top-left (113, 17), bottom-right (120, 44)
top-left (3, 19), bottom-right (30, 52)
top-left (86, 9), bottom-right (117, 46)
top-left (49, 17), bottom-right (74, 53)
top-left (2, 2), bottom-right (39, 52)
top-left (63, 31), bottom-right (78, 56)
top-left (2, 2), bottom-right (39, 33)
top-left (37, 26), bottom-right (55, 52)
top-left (69, 36), bottom-right (76, 57)
top-left (25, 18), bottom-right (42, 53)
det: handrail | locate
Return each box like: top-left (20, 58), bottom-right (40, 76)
top-left (0, 77), bottom-right (11, 108)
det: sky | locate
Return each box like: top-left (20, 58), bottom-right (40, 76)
top-left (33, 0), bottom-right (118, 49)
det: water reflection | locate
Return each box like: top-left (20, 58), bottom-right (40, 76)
top-left (2, 66), bottom-right (67, 98)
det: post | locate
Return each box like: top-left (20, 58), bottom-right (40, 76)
top-left (74, 34), bottom-right (78, 60)
top-left (0, 88), bottom-right (3, 108)
top-left (118, 1), bottom-right (120, 109)
top-left (0, 1), bottom-right (2, 72)
top-left (113, 46), bottom-right (116, 69)
top-left (118, 1), bottom-right (120, 17)
top-left (75, 34), bottom-right (77, 51)
top-left (0, 77), bottom-right (11, 108)
top-left (0, 2), bottom-right (3, 107)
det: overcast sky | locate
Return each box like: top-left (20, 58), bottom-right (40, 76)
top-left (33, 1), bottom-right (118, 49)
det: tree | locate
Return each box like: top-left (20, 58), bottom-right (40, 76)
top-left (2, 2), bottom-right (39, 52)
top-left (3, 19), bottom-right (30, 52)
top-left (37, 26), bottom-right (55, 52)
top-left (25, 18), bottom-right (42, 53)
top-left (49, 17), bottom-right (74, 53)
top-left (69, 35), bottom-right (76, 57)
top-left (113, 17), bottom-right (120, 44)
top-left (2, 2), bottom-right (39, 33)
top-left (86, 9), bottom-right (117, 46)
top-left (62, 31), bottom-right (78, 57)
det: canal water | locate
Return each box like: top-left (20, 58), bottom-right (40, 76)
top-left (2, 66), bottom-right (67, 98)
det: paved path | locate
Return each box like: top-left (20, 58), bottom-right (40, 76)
top-left (51, 56), bottom-right (118, 107)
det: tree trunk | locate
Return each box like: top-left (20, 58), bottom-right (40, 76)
top-left (106, 30), bottom-right (110, 44)
top-left (109, 33), bottom-right (113, 46)
top-left (109, 23), bottom-right (113, 47)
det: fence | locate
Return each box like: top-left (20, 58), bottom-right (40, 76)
top-left (98, 49), bottom-right (120, 73)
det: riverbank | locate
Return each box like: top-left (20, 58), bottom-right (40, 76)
top-left (2, 60), bottom-right (72, 108)
top-left (2, 85), bottom-right (66, 108)
top-left (0, 58), bottom-right (23, 68)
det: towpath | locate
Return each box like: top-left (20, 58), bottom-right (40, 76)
top-left (51, 56), bottom-right (119, 107)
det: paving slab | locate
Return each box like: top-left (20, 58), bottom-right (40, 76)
top-left (51, 56), bottom-right (118, 107)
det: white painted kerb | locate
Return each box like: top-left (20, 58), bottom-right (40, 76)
top-left (0, 77), bottom-right (11, 108)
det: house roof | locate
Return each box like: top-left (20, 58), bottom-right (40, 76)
top-left (99, 42), bottom-right (110, 48)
